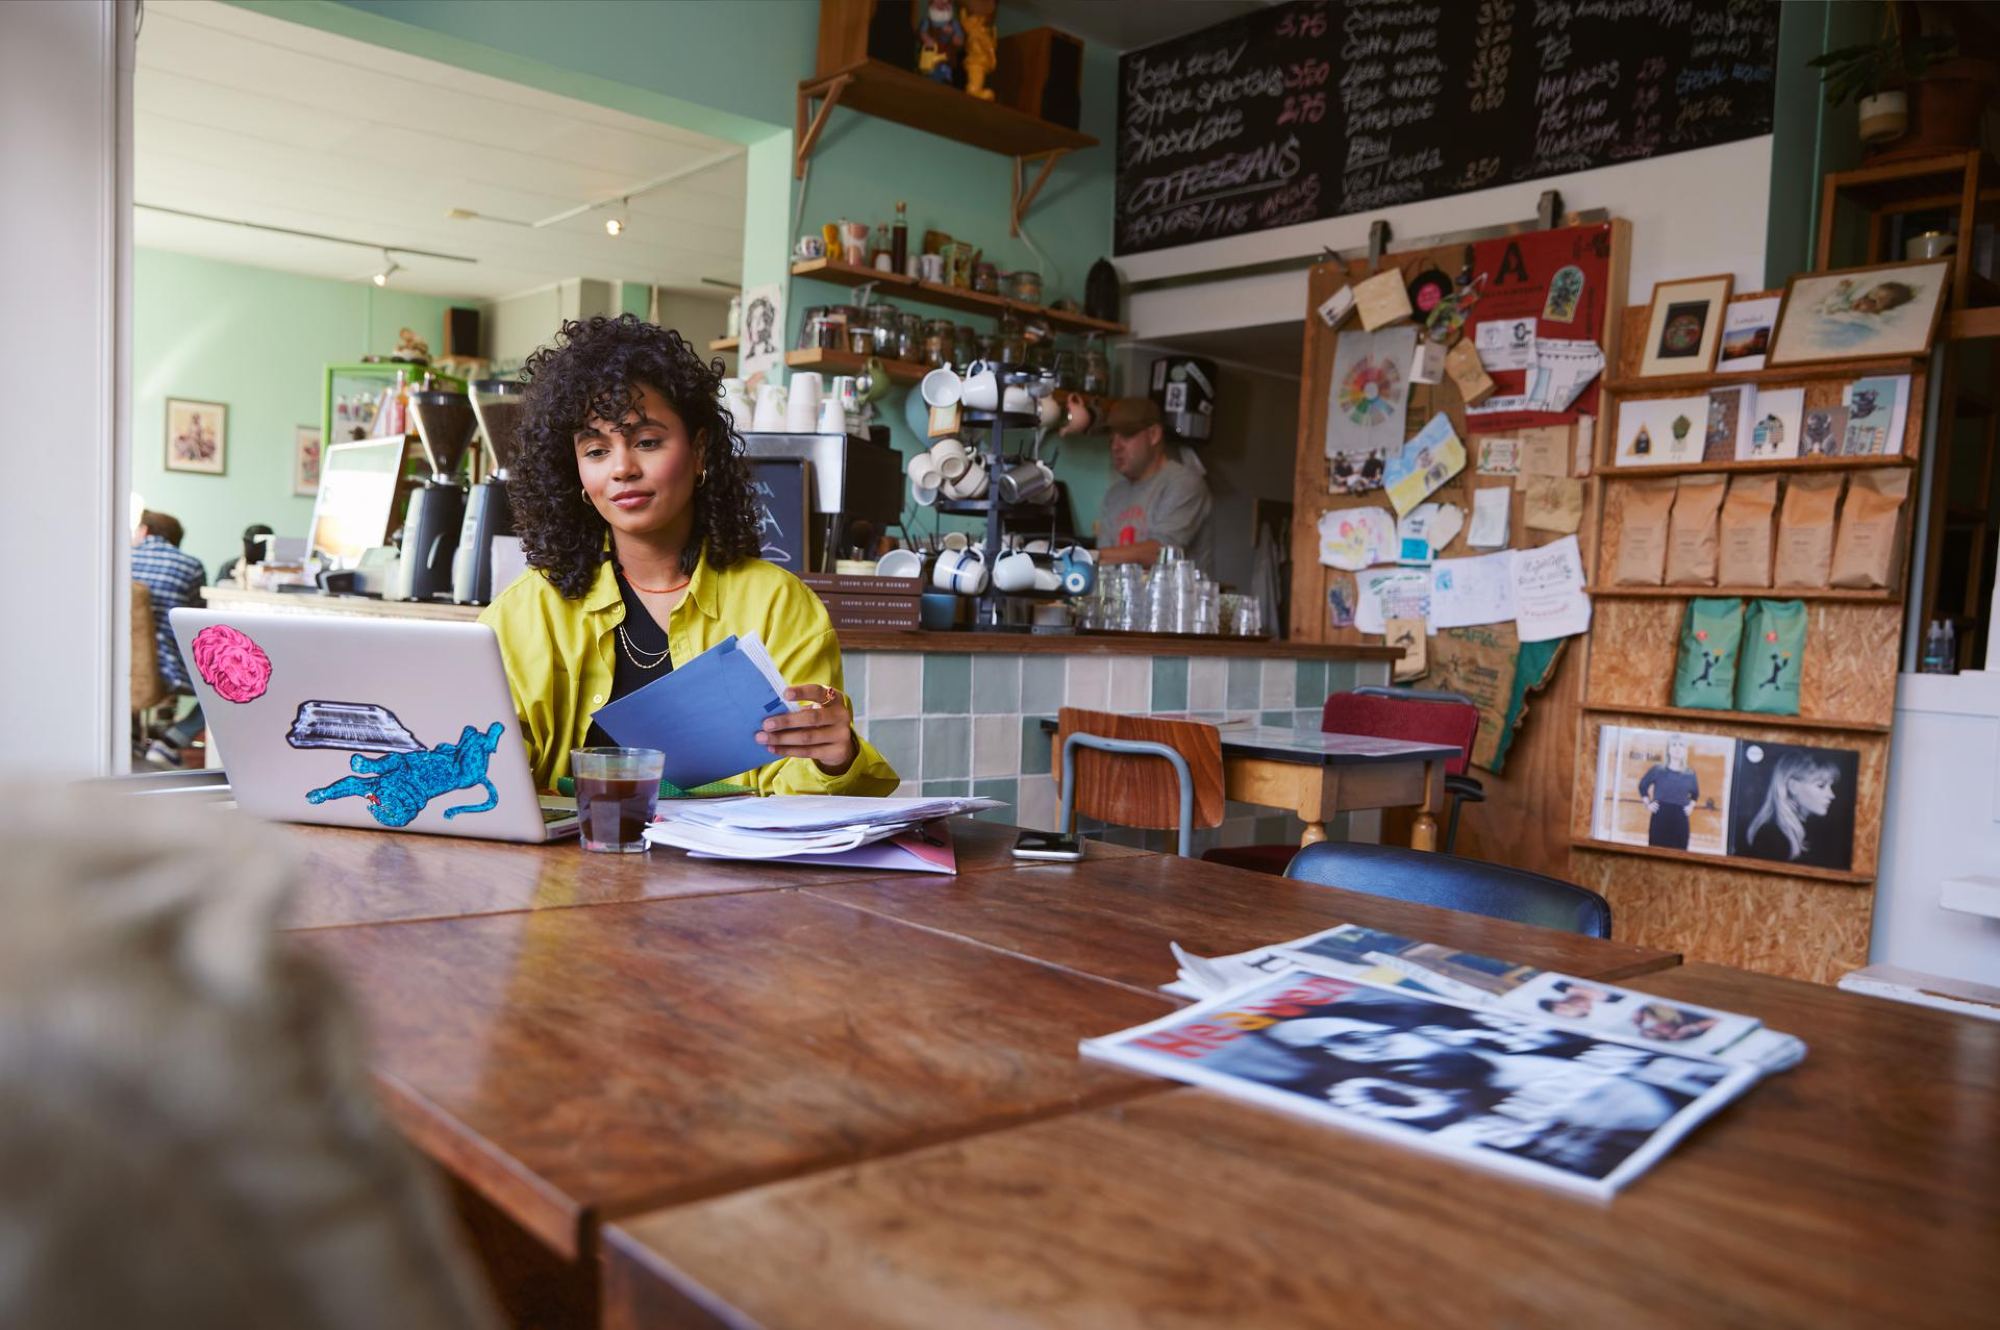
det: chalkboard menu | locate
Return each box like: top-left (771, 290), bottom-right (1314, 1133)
top-left (749, 458), bottom-right (813, 571)
top-left (1115, 0), bottom-right (1779, 255)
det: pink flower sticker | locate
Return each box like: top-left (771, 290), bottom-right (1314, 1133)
top-left (191, 624), bottom-right (272, 703)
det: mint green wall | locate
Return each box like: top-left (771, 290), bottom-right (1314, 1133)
top-left (1764, 1), bottom-right (1876, 287)
top-left (262, 0), bottom-right (1125, 540)
top-left (133, 247), bottom-right (475, 575)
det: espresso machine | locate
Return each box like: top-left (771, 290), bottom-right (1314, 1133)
top-left (455, 379), bottom-right (523, 603)
top-left (392, 389), bottom-right (474, 601)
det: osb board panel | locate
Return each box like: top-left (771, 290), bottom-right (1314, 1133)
top-left (1582, 598), bottom-right (1902, 728)
top-left (1569, 715), bottom-right (1888, 878)
top-left (1570, 847), bottom-right (1872, 984)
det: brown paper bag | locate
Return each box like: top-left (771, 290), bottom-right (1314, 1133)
top-left (1446, 339), bottom-right (1495, 403)
top-left (1611, 478), bottom-right (1678, 585)
top-left (1717, 474), bottom-right (1779, 587)
top-left (1775, 473), bottom-right (1845, 588)
top-left (1665, 474), bottom-right (1727, 585)
top-left (1522, 476), bottom-right (1585, 535)
top-left (1386, 617), bottom-right (1427, 681)
top-left (1355, 269), bottom-right (1414, 330)
top-left (1830, 468), bottom-right (1911, 589)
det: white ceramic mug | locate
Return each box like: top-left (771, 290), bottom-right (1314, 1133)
top-left (993, 550), bottom-right (1039, 593)
top-left (907, 450), bottom-right (943, 490)
top-left (920, 366), bottom-right (963, 409)
top-left (795, 235), bottom-right (826, 261)
top-left (1033, 562), bottom-right (1062, 593)
top-left (1037, 393), bottom-right (1063, 429)
top-left (940, 531), bottom-right (970, 553)
top-left (751, 384), bottom-right (788, 433)
top-left (875, 548), bottom-right (924, 579)
top-left (944, 459), bottom-right (989, 500)
top-left (928, 436), bottom-right (971, 480)
top-left (817, 399), bottom-right (846, 434)
top-left (960, 364), bottom-right (1000, 411)
top-left (1002, 384), bottom-right (1036, 415)
top-left (933, 547), bottom-right (988, 595)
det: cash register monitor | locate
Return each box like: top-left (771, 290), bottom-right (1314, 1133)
top-left (308, 436), bottom-right (405, 569)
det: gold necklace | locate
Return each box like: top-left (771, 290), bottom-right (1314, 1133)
top-left (616, 624), bottom-right (671, 670)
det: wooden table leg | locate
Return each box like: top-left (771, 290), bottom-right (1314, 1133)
top-left (1409, 760), bottom-right (1439, 852)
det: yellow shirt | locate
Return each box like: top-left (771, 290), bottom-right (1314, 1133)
top-left (478, 547), bottom-right (899, 796)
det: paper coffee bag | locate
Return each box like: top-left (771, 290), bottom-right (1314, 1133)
top-left (1774, 473), bottom-right (1844, 588)
top-left (1717, 474), bottom-right (1779, 587)
top-left (1665, 474), bottom-right (1727, 585)
top-left (1830, 468), bottom-right (1911, 589)
top-left (1611, 478), bottom-right (1679, 586)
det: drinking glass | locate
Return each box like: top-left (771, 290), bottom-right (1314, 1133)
top-left (571, 747), bottom-right (665, 853)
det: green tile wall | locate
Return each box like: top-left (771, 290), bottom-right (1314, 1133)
top-left (1151, 657), bottom-right (1189, 712)
top-left (921, 653), bottom-right (972, 714)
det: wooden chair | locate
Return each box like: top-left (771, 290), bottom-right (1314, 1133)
top-left (130, 581), bottom-right (169, 715)
top-left (1052, 707), bottom-right (1224, 856)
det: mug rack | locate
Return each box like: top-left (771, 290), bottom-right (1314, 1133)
top-left (942, 368), bottom-right (1062, 632)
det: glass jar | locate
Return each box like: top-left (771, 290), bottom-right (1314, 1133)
top-left (996, 312), bottom-right (1026, 365)
top-left (845, 305), bottom-right (875, 355)
top-left (923, 318), bottom-right (955, 366)
top-left (797, 305), bottom-right (828, 351)
top-left (897, 311), bottom-right (924, 361)
top-left (972, 261), bottom-right (1000, 294)
top-left (821, 305), bottom-right (857, 351)
top-left (1082, 347), bottom-right (1110, 394)
top-left (976, 331), bottom-right (999, 363)
top-left (865, 302), bottom-right (899, 355)
top-left (1007, 270), bottom-right (1043, 303)
top-left (954, 325), bottom-right (979, 364)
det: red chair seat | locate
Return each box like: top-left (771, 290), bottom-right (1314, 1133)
top-left (1200, 843), bottom-right (1296, 875)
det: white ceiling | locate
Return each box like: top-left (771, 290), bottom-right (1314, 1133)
top-left (133, 0), bottom-right (746, 301)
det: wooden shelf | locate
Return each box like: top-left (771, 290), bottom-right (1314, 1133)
top-left (791, 258), bottom-right (1128, 336)
top-left (783, 347), bottom-right (932, 384)
top-left (1823, 149), bottom-right (1993, 208)
top-left (708, 337), bottom-right (739, 353)
top-left (1599, 453), bottom-right (1913, 480)
top-left (1602, 356), bottom-right (1924, 395)
top-left (1570, 837), bottom-right (1875, 885)
top-left (1584, 584), bottom-right (1900, 603)
top-left (1951, 306), bottom-right (2000, 341)
top-left (801, 60), bottom-right (1096, 161)
top-left (1579, 702), bottom-right (1893, 735)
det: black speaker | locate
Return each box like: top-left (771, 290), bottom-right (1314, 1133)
top-left (444, 306), bottom-right (481, 359)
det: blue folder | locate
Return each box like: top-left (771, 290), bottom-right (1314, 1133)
top-left (589, 634), bottom-right (792, 788)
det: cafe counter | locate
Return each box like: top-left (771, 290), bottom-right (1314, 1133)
top-left (201, 585), bottom-right (1392, 843)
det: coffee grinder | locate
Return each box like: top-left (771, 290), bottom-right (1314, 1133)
top-left (455, 379), bottom-right (523, 604)
top-left (393, 389), bottom-right (475, 601)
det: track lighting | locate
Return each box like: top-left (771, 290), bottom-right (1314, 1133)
top-left (372, 253), bottom-right (402, 287)
top-left (605, 199), bottom-right (629, 238)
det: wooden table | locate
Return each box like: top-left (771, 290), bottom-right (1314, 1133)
top-left (601, 960), bottom-right (2000, 1329)
top-left (1042, 717), bottom-right (1460, 847)
top-left (277, 816), bottom-right (1142, 931)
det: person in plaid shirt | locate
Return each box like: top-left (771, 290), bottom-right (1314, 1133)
top-left (131, 510), bottom-right (205, 690)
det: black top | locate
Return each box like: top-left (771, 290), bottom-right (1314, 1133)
top-left (583, 570), bottom-right (674, 749)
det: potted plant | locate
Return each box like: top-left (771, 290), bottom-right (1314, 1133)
top-left (1808, 26), bottom-right (1958, 145)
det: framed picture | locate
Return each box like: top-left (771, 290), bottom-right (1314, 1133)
top-left (293, 425), bottom-right (323, 496)
top-left (1637, 275), bottom-right (1733, 377)
top-left (1590, 724), bottom-right (1737, 857)
top-left (1767, 259), bottom-right (1950, 367)
top-left (1715, 295), bottom-right (1781, 371)
top-left (164, 397), bottom-right (227, 475)
top-left (1727, 740), bottom-right (1860, 872)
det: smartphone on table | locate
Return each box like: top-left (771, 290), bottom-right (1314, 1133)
top-left (1012, 830), bottom-right (1084, 861)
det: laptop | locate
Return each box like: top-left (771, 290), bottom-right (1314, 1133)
top-left (169, 608), bottom-right (579, 842)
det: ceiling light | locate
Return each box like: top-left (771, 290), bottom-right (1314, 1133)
top-left (372, 253), bottom-right (402, 287)
top-left (605, 199), bottom-right (629, 237)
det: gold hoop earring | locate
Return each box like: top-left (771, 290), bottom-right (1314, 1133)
top-left (580, 487), bottom-right (590, 504)
top-left (696, 470), bottom-right (707, 489)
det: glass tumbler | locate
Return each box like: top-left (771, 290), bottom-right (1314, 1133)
top-left (571, 747), bottom-right (665, 853)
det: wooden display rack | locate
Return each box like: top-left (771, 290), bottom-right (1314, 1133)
top-left (1286, 221), bottom-right (1632, 881)
top-left (1566, 294), bottom-right (1926, 983)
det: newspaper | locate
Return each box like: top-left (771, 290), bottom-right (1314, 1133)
top-left (1166, 925), bottom-right (1805, 1073)
top-left (1083, 968), bottom-right (1763, 1200)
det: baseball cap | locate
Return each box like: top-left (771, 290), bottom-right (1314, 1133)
top-left (1103, 397), bottom-right (1162, 436)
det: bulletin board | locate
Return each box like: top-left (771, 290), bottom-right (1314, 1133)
top-left (1288, 220), bottom-right (1632, 881)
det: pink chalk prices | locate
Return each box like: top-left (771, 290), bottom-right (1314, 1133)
top-left (190, 624), bottom-right (272, 703)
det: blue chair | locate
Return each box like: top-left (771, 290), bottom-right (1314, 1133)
top-left (1283, 840), bottom-right (1613, 938)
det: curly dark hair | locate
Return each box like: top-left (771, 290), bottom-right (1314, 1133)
top-left (510, 313), bottom-right (757, 599)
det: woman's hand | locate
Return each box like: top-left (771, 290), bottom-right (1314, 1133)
top-left (1643, 799), bottom-right (1660, 814)
top-left (757, 684), bottom-right (858, 775)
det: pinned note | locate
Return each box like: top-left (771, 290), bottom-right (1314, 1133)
top-left (1476, 317), bottom-right (1537, 371)
top-left (1387, 617), bottom-right (1427, 681)
top-left (1429, 550), bottom-right (1518, 630)
top-left (1446, 338), bottom-right (1496, 404)
top-left (1317, 285), bottom-right (1357, 328)
top-left (1518, 424), bottom-right (1572, 477)
top-left (1512, 535), bottom-right (1592, 643)
top-left (1355, 269), bottom-right (1415, 331)
top-left (1469, 485), bottom-right (1511, 549)
top-left (1521, 476), bottom-right (1585, 535)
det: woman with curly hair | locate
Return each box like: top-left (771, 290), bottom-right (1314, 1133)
top-left (478, 314), bottom-right (897, 795)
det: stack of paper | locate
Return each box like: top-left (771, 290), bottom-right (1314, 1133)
top-left (643, 794), bottom-right (1001, 865)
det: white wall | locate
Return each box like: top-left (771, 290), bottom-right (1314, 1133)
top-left (1874, 674), bottom-right (2000, 985)
top-left (0, 0), bottom-right (131, 776)
top-left (486, 278), bottom-right (616, 369)
top-left (1122, 137), bottom-right (1775, 339)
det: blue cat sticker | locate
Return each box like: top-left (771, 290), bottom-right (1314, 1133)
top-left (305, 721), bottom-right (505, 827)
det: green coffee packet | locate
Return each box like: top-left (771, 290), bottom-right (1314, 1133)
top-left (1673, 598), bottom-right (1744, 710)
top-left (1735, 599), bottom-right (1806, 715)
